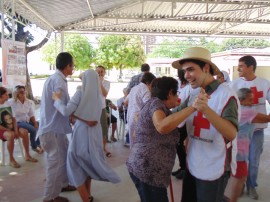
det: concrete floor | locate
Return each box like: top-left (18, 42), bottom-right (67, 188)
top-left (1, 78), bottom-right (270, 202)
top-left (1, 130), bottom-right (270, 202)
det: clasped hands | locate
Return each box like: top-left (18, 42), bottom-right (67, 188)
top-left (192, 88), bottom-right (210, 114)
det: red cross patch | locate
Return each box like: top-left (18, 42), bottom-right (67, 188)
top-left (193, 112), bottom-right (210, 137)
top-left (250, 87), bottom-right (263, 104)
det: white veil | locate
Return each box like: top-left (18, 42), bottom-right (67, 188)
top-left (74, 69), bottom-right (102, 121)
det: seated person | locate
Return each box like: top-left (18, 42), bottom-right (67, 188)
top-left (106, 99), bottom-right (118, 142)
top-left (9, 85), bottom-right (43, 154)
top-left (0, 86), bottom-right (37, 168)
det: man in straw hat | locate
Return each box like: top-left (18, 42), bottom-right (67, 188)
top-left (172, 47), bottom-right (239, 202)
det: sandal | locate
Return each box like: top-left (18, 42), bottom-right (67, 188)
top-left (106, 152), bottom-right (112, 158)
top-left (10, 161), bottom-right (21, 168)
top-left (25, 157), bottom-right (38, 163)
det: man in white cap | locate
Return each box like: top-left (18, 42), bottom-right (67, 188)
top-left (172, 47), bottom-right (239, 202)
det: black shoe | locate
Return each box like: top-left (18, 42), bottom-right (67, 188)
top-left (175, 170), bottom-right (185, 179)
top-left (61, 185), bottom-right (76, 192)
top-left (171, 169), bottom-right (181, 176)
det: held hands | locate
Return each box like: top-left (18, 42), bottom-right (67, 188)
top-left (85, 120), bottom-right (98, 127)
top-left (52, 91), bottom-right (62, 101)
top-left (192, 88), bottom-right (210, 114)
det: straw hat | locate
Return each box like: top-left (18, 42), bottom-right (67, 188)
top-left (172, 47), bottom-right (220, 75)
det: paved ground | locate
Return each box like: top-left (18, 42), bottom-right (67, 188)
top-left (0, 78), bottom-right (269, 201)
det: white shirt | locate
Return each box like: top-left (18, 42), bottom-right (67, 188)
top-left (101, 79), bottom-right (110, 109)
top-left (126, 82), bottom-right (151, 123)
top-left (8, 99), bottom-right (34, 122)
top-left (230, 77), bottom-right (270, 129)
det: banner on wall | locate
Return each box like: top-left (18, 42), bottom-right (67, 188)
top-left (1, 39), bottom-right (26, 87)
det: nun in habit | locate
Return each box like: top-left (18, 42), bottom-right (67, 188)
top-left (53, 69), bottom-right (121, 202)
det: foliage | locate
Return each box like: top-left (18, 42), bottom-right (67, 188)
top-left (41, 34), bottom-right (95, 70)
top-left (148, 38), bottom-right (191, 58)
top-left (95, 35), bottom-right (146, 70)
top-left (219, 38), bottom-right (270, 51)
top-left (148, 37), bottom-right (221, 58)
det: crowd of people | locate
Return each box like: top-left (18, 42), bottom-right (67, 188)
top-left (1, 47), bottom-right (269, 202)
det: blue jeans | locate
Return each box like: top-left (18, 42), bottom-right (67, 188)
top-left (17, 121), bottom-right (40, 149)
top-left (247, 129), bottom-right (264, 189)
top-left (129, 172), bottom-right (169, 202)
top-left (181, 169), bottom-right (230, 202)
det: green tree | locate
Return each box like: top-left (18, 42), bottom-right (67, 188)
top-left (95, 35), bottom-right (146, 78)
top-left (220, 38), bottom-right (270, 51)
top-left (149, 37), bottom-right (221, 58)
top-left (41, 34), bottom-right (95, 70)
top-left (148, 38), bottom-right (191, 58)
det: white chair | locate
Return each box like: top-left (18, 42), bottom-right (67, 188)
top-left (0, 138), bottom-right (25, 166)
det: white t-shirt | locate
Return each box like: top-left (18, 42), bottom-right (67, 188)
top-left (101, 79), bottom-right (110, 109)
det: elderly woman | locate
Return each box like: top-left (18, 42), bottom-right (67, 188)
top-left (9, 85), bottom-right (43, 153)
top-left (0, 87), bottom-right (37, 168)
top-left (126, 76), bottom-right (196, 202)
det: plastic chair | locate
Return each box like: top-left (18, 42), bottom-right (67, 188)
top-left (0, 138), bottom-right (25, 166)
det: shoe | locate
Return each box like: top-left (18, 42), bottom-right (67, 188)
top-left (61, 185), bottom-right (76, 192)
top-left (33, 146), bottom-right (44, 154)
top-left (111, 137), bottom-right (117, 142)
top-left (249, 187), bottom-right (259, 200)
top-left (175, 170), bottom-right (185, 179)
top-left (124, 142), bottom-right (130, 147)
top-left (43, 196), bottom-right (69, 202)
top-left (10, 160), bottom-right (21, 168)
top-left (89, 196), bottom-right (94, 202)
top-left (171, 169), bottom-right (181, 176)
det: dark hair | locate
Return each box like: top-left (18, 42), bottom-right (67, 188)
top-left (141, 72), bottom-right (156, 85)
top-left (177, 69), bottom-right (188, 85)
top-left (0, 87), bottom-right (7, 97)
top-left (180, 59), bottom-right (214, 75)
top-left (13, 85), bottom-right (26, 101)
top-left (141, 63), bottom-right (150, 72)
top-left (56, 52), bottom-right (73, 70)
top-left (96, 65), bottom-right (106, 71)
top-left (239, 55), bottom-right (257, 72)
top-left (15, 85), bottom-right (25, 91)
top-left (151, 76), bottom-right (178, 100)
top-left (1, 110), bottom-right (13, 130)
top-left (237, 88), bottom-right (252, 101)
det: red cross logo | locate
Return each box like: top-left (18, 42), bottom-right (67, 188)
top-left (250, 87), bottom-right (263, 104)
top-left (193, 112), bottom-right (210, 137)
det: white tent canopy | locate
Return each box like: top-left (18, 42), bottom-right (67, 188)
top-left (2, 0), bottom-right (270, 37)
